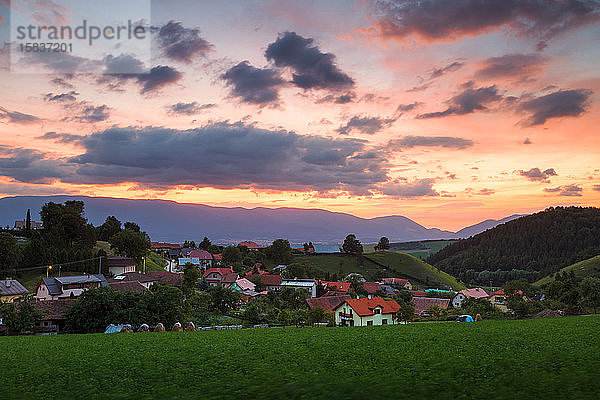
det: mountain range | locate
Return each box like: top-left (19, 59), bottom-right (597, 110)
top-left (0, 195), bottom-right (524, 245)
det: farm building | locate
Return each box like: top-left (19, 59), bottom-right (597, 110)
top-left (107, 256), bottom-right (137, 276)
top-left (0, 278), bottom-right (29, 303)
top-left (36, 275), bottom-right (109, 301)
top-left (281, 278), bottom-right (317, 298)
top-left (332, 297), bottom-right (400, 327)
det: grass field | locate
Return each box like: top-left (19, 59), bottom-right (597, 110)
top-left (363, 240), bottom-right (456, 259)
top-left (535, 255), bottom-right (600, 286)
top-left (292, 251), bottom-right (464, 289)
top-left (1, 316), bottom-right (598, 399)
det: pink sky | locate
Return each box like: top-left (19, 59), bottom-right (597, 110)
top-left (0, 0), bottom-right (599, 230)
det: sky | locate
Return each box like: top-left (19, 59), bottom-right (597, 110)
top-left (0, 0), bottom-right (599, 231)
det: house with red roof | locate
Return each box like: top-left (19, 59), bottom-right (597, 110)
top-left (361, 282), bottom-right (382, 295)
top-left (202, 267), bottom-right (235, 286)
top-left (247, 274), bottom-right (283, 291)
top-left (380, 277), bottom-right (413, 290)
top-left (332, 297), bottom-right (400, 326)
top-left (306, 295), bottom-right (351, 312)
top-left (320, 281), bottom-right (351, 294)
top-left (451, 288), bottom-right (489, 308)
top-left (238, 241), bottom-right (259, 250)
top-left (412, 297), bottom-right (451, 316)
top-left (487, 289), bottom-right (528, 312)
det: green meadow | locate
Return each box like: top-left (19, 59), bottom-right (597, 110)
top-left (1, 316), bottom-right (598, 399)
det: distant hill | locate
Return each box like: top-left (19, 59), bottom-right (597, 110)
top-left (290, 251), bottom-right (465, 289)
top-left (0, 195), bottom-right (522, 245)
top-left (534, 255), bottom-right (600, 287)
top-left (428, 207), bottom-right (600, 283)
top-left (454, 214), bottom-right (524, 238)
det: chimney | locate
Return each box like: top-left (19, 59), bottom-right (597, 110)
top-left (5, 278), bottom-right (12, 287)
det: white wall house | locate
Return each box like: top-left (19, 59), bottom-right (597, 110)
top-left (332, 297), bottom-right (400, 327)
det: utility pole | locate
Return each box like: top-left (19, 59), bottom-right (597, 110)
top-left (99, 256), bottom-right (102, 275)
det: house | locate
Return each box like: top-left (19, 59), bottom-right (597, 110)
top-left (14, 219), bottom-right (43, 230)
top-left (252, 274), bottom-right (283, 291)
top-left (362, 282), bottom-right (382, 295)
top-left (202, 267), bottom-right (235, 286)
top-left (227, 277), bottom-right (255, 292)
top-left (0, 278), bottom-right (29, 303)
top-left (36, 275), bottom-right (109, 300)
top-left (34, 299), bottom-right (73, 334)
top-left (238, 241), bottom-right (259, 250)
top-left (280, 278), bottom-right (317, 298)
top-left (108, 272), bottom-right (159, 289)
top-left (412, 297), bottom-right (451, 316)
top-left (107, 256), bottom-right (137, 276)
top-left (487, 289), bottom-right (528, 312)
top-left (320, 281), bottom-right (351, 294)
top-left (179, 250), bottom-right (214, 269)
top-left (147, 271), bottom-right (183, 287)
top-left (451, 288), bottom-right (489, 308)
top-left (306, 295), bottom-right (351, 312)
top-left (151, 242), bottom-right (182, 252)
top-left (332, 297), bottom-right (400, 326)
top-left (380, 278), bottom-right (413, 290)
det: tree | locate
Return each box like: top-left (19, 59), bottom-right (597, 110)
top-left (269, 239), bottom-right (293, 264)
top-left (25, 208), bottom-right (31, 233)
top-left (183, 241), bottom-right (196, 248)
top-left (0, 233), bottom-right (21, 274)
top-left (396, 299), bottom-right (415, 323)
top-left (109, 229), bottom-right (150, 261)
top-left (307, 306), bottom-right (326, 325)
top-left (580, 277), bottom-right (600, 314)
top-left (199, 237), bottom-right (212, 250)
top-left (0, 296), bottom-right (42, 335)
top-left (181, 263), bottom-right (201, 297)
top-left (222, 246), bottom-right (242, 265)
top-left (98, 216), bottom-right (122, 241)
top-left (207, 285), bottom-right (240, 314)
top-left (123, 222), bottom-right (140, 232)
top-left (376, 237), bottom-right (390, 251)
top-left (40, 201), bottom-right (90, 248)
top-left (341, 234), bottom-right (363, 255)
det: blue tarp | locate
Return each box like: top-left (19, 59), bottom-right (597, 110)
top-left (465, 316), bottom-right (474, 322)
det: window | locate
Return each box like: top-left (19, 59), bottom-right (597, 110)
top-left (374, 309), bottom-right (381, 314)
top-left (382, 319), bottom-right (387, 325)
top-left (367, 321), bottom-right (373, 326)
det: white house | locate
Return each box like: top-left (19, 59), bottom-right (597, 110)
top-left (451, 288), bottom-right (489, 307)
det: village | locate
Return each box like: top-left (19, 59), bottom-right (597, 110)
top-left (0, 238), bottom-right (534, 335)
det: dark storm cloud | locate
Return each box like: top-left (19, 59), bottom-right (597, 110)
top-left (156, 21), bottom-right (213, 63)
top-left (370, 0), bottom-right (600, 43)
top-left (388, 136), bottom-right (474, 149)
top-left (380, 178), bottom-right (439, 198)
top-left (543, 184), bottom-right (583, 196)
top-left (265, 31), bottom-right (354, 91)
top-left (518, 167), bottom-right (557, 182)
top-left (518, 89), bottom-right (592, 126)
top-left (168, 102), bottom-right (216, 115)
top-left (416, 85), bottom-right (502, 119)
top-left (221, 61), bottom-right (285, 106)
top-left (475, 53), bottom-right (547, 79)
top-left (0, 106), bottom-right (41, 124)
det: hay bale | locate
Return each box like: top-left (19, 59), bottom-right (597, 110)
top-left (475, 314), bottom-right (482, 321)
top-left (532, 309), bottom-right (563, 319)
top-left (172, 322), bottom-right (183, 332)
top-left (137, 323), bottom-right (149, 332)
top-left (185, 322), bottom-right (196, 331)
top-left (154, 323), bottom-right (166, 332)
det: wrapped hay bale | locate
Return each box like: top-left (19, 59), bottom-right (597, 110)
top-left (137, 323), bottom-right (149, 332)
top-left (172, 322), bottom-right (183, 332)
top-left (185, 322), bottom-right (196, 331)
top-left (154, 323), bottom-right (166, 332)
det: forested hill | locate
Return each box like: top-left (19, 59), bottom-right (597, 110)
top-left (427, 207), bottom-right (600, 284)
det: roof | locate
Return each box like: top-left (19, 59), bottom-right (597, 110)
top-left (213, 254), bottom-right (222, 261)
top-left (362, 282), bottom-right (382, 294)
top-left (108, 272), bottom-right (158, 284)
top-left (412, 297), bottom-right (451, 315)
top-left (306, 295), bottom-right (351, 312)
top-left (456, 288), bottom-right (489, 299)
top-left (41, 275), bottom-right (108, 295)
top-left (109, 281), bottom-right (148, 293)
top-left (233, 278), bottom-right (255, 291)
top-left (281, 279), bottom-right (316, 288)
top-left (186, 250), bottom-right (213, 260)
top-left (0, 279), bottom-right (29, 296)
top-left (107, 256), bottom-right (136, 267)
top-left (321, 281), bottom-right (351, 292)
top-left (202, 267), bottom-right (234, 279)
top-left (339, 297), bottom-right (400, 316)
top-left (409, 290), bottom-right (428, 297)
top-left (238, 241), bottom-right (259, 249)
top-left (34, 299), bottom-right (73, 320)
top-left (221, 273), bottom-right (240, 285)
top-left (258, 274), bottom-right (283, 286)
top-left (380, 278), bottom-right (409, 286)
top-left (490, 289), bottom-right (525, 297)
top-left (147, 271), bottom-right (183, 287)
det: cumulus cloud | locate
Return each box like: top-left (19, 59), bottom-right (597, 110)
top-left (265, 31), bottom-right (354, 91)
top-left (156, 21), bottom-right (213, 63)
top-left (417, 85), bottom-right (502, 118)
top-left (221, 61), bottom-right (285, 106)
top-left (518, 167), bottom-right (557, 182)
top-left (379, 178), bottom-right (439, 198)
top-left (136, 65), bottom-right (183, 94)
top-left (0, 106), bottom-right (41, 124)
top-left (369, 0), bottom-right (600, 44)
top-left (168, 102), bottom-right (216, 115)
top-left (475, 53), bottom-right (547, 79)
top-left (543, 184), bottom-right (583, 196)
top-left (388, 136), bottom-right (474, 150)
top-left (518, 89), bottom-right (592, 126)
top-left (44, 91), bottom-right (78, 102)
top-left (103, 54), bottom-right (147, 74)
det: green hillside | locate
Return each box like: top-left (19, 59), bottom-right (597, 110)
top-left (534, 255), bottom-right (600, 286)
top-left (292, 251), bottom-right (464, 289)
top-left (1, 317), bottom-right (599, 399)
top-left (428, 206), bottom-right (600, 284)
